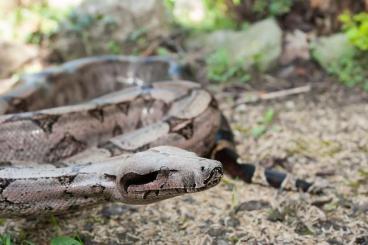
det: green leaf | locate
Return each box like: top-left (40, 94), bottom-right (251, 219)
top-left (0, 234), bottom-right (12, 245)
top-left (50, 236), bottom-right (83, 245)
top-left (263, 108), bottom-right (275, 125)
top-left (156, 47), bottom-right (171, 56)
top-left (251, 125), bottom-right (267, 139)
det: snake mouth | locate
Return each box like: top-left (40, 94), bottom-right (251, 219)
top-left (120, 169), bottom-right (173, 193)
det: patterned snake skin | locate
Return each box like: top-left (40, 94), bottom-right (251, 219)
top-left (0, 56), bottom-right (312, 217)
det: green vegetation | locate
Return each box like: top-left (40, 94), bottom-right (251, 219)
top-left (199, 0), bottom-right (237, 30)
top-left (51, 236), bottom-right (83, 245)
top-left (252, 0), bottom-right (293, 17)
top-left (251, 108), bottom-right (276, 138)
top-left (165, 0), bottom-right (236, 31)
top-left (326, 51), bottom-right (368, 90)
top-left (0, 234), bottom-right (12, 245)
top-left (166, 0), bottom-right (295, 31)
top-left (206, 48), bottom-right (250, 83)
top-left (0, 216), bottom-right (84, 245)
top-left (0, 234), bottom-right (83, 245)
top-left (340, 12), bottom-right (368, 51)
top-left (0, 1), bottom-right (70, 44)
top-left (319, 12), bottom-right (368, 91)
top-left (231, 108), bottom-right (277, 139)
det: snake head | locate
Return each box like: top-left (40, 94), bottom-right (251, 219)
top-left (116, 146), bottom-right (223, 204)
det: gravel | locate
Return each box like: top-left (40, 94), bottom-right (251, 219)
top-left (0, 79), bottom-right (367, 245)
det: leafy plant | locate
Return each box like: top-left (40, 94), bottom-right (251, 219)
top-left (165, 0), bottom-right (293, 31)
top-left (0, 234), bottom-right (35, 245)
top-left (202, 0), bottom-right (237, 30)
top-left (315, 12), bottom-right (368, 91)
top-left (251, 108), bottom-right (276, 138)
top-left (0, 234), bottom-right (12, 245)
top-left (0, 233), bottom-right (83, 245)
top-left (1, 1), bottom-right (72, 44)
top-left (326, 51), bottom-right (368, 90)
top-left (252, 0), bottom-right (293, 17)
top-left (340, 12), bottom-right (368, 51)
top-left (51, 236), bottom-right (83, 245)
top-left (165, 0), bottom-right (237, 31)
top-left (107, 41), bottom-right (122, 55)
top-left (206, 48), bottom-right (250, 83)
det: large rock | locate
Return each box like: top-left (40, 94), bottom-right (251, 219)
top-left (52, 0), bottom-right (170, 60)
top-left (185, 18), bottom-right (282, 71)
top-left (311, 33), bottom-right (355, 68)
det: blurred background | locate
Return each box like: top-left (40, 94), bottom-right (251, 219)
top-left (1, 0), bottom-right (368, 90)
top-left (1, 1), bottom-right (368, 244)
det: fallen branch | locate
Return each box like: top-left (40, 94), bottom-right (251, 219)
top-left (221, 84), bottom-right (312, 110)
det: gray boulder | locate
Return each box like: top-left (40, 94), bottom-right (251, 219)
top-left (311, 33), bottom-right (355, 69)
top-left (185, 18), bottom-right (282, 71)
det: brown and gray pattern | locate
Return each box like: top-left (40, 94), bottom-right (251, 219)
top-left (0, 55), bottom-right (313, 219)
top-left (0, 56), bottom-right (224, 217)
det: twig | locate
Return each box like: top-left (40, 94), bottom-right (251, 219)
top-left (221, 84), bottom-right (311, 110)
top-left (141, 39), bottom-right (162, 56)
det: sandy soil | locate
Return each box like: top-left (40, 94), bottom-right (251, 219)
top-left (1, 72), bottom-right (368, 245)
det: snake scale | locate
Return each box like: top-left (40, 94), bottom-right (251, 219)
top-left (0, 56), bottom-right (312, 217)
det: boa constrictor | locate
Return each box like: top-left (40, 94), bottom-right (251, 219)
top-left (0, 56), bottom-right (312, 218)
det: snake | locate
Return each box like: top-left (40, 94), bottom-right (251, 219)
top-left (0, 56), bottom-right (313, 218)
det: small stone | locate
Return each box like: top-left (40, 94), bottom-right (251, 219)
top-left (83, 222), bottom-right (94, 232)
top-left (208, 227), bottom-right (227, 237)
top-left (226, 217), bottom-right (240, 228)
top-left (235, 200), bottom-right (271, 213)
top-left (355, 235), bottom-right (368, 245)
top-left (100, 204), bottom-right (137, 217)
top-left (215, 239), bottom-right (229, 245)
top-left (327, 238), bottom-right (344, 245)
top-left (294, 221), bottom-right (314, 235)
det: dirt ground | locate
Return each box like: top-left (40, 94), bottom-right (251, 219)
top-left (1, 64), bottom-right (368, 244)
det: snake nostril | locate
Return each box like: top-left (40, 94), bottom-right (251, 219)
top-left (203, 167), bottom-right (223, 185)
top-left (213, 167), bottom-right (223, 176)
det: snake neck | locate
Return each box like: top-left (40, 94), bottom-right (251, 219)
top-left (0, 160), bottom-right (122, 217)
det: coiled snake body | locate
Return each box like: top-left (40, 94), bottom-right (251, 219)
top-left (0, 56), bottom-right (312, 217)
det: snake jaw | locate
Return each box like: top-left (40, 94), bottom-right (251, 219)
top-left (116, 146), bottom-right (223, 204)
top-left (119, 168), bottom-right (176, 193)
